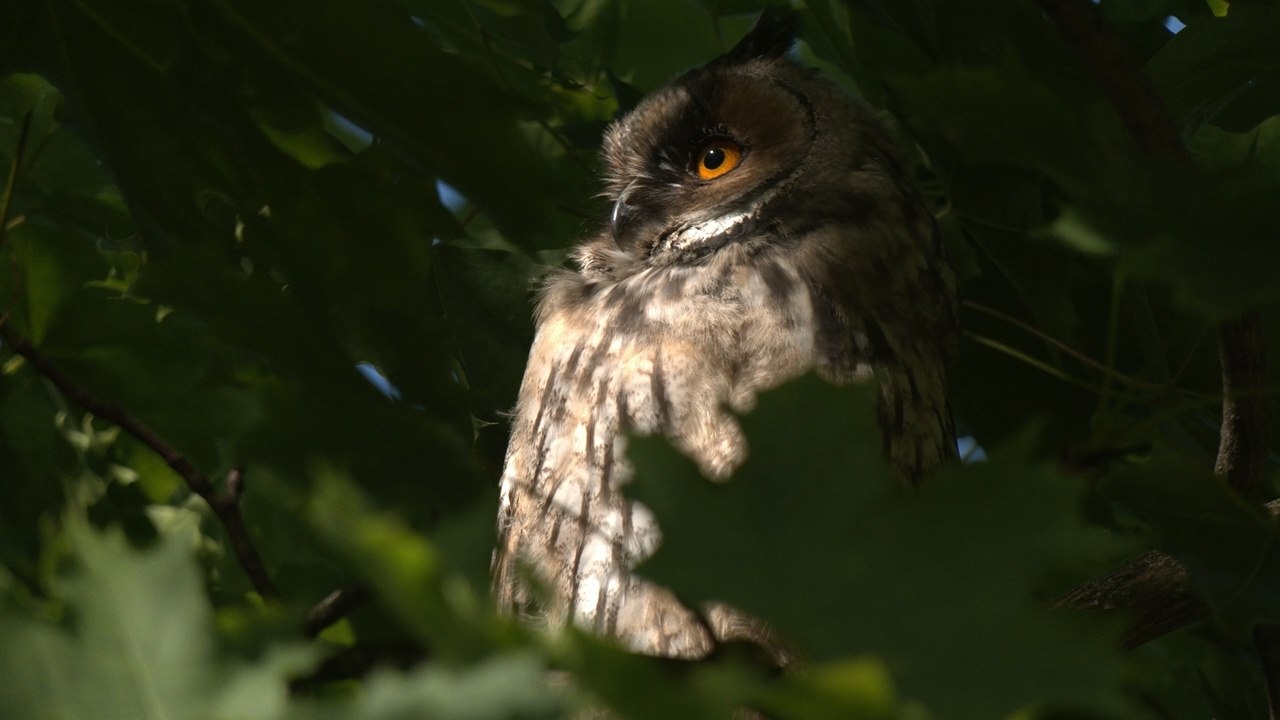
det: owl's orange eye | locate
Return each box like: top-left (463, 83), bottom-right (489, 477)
top-left (694, 138), bottom-right (743, 180)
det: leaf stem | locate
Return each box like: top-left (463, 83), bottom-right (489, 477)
top-left (0, 111), bottom-right (31, 252)
top-left (963, 330), bottom-right (1121, 399)
top-left (963, 299), bottom-right (1213, 400)
top-left (1097, 271), bottom-right (1125, 418)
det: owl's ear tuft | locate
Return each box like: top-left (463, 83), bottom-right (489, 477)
top-left (722, 8), bottom-right (798, 64)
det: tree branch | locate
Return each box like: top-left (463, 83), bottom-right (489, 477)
top-left (304, 585), bottom-right (371, 638)
top-left (1038, 0), bottom-right (1278, 704)
top-left (1056, 498), bottom-right (1280, 649)
top-left (1215, 312), bottom-right (1271, 498)
top-left (0, 317), bottom-right (278, 599)
top-left (1033, 0), bottom-right (1190, 164)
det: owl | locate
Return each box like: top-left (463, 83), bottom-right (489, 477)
top-left (492, 11), bottom-right (957, 660)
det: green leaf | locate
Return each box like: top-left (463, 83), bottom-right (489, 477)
top-left (198, 0), bottom-right (568, 248)
top-left (0, 522), bottom-right (317, 720)
top-left (550, 628), bottom-right (764, 719)
top-left (629, 376), bottom-right (1129, 719)
top-left (761, 658), bottom-right (899, 720)
top-left (1190, 114), bottom-right (1280, 177)
top-left (1145, 5), bottom-right (1280, 130)
top-left (0, 372), bottom-right (75, 583)
top-left (1059, 169), bottom-right (1280, 319)
top-left (1128, 625), bottom-right (1271, 720)
top-left (892, 65), bottom-right (1127, 199)
top-left (357, 652), bottom-right (563, 720)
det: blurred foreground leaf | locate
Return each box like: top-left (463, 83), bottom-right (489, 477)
top-left (0, 523), bottom-right (316, 720)
top-left (630, 377), bottom-right (1131, 719)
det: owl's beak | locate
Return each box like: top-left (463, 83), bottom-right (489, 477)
top-left (610, 183), bottom-right (636, 245)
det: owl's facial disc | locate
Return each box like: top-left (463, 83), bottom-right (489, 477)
top-left (602, 55), bottom-right (822, 263)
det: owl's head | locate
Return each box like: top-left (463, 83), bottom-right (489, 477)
top-left (597, 10), bottom-right (905, 268)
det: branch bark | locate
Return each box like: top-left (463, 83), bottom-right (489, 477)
top-left (1037, 0), bottom-right (1278, 705)
top-left (1215, 312), bottom-right (1271, 498)
top-left (304, 585), bottom-right (371, 638)
top-left (1056, 498), bottom-right (1280, 649)
top-left (0, 317), bottom-right (279, 600)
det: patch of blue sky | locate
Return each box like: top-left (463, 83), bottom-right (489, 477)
top-left (957, 435), bottom-right (988, 464)
top-left (437, 180), bottom-right (467, 212)
top-left (356, 362), bottom-right (402, 400)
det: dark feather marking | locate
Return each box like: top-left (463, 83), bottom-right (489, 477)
top-left (620, 480), bottom-right (635, 541)
top-left (934, 404), bottom-right (957, 452)
top-left (803, 277), bottom-right (852, 372)
top-left (528, 360), bottom-right (563, 493)
top-left (548, 512), bottom-right (562, 551)
top-left (617, 383), bottom-right (631, 425)
top-left (901, 194), bottom-right (922, 223)
top-left (877, 399), bottom-right (895, 459)
top-left (892, 385), bottom-right (906, 437)
top-left (576, 341), bottom-right (611, 395)
top-left (538, 471), bottom-right (569, 525)
top-left (863, 318), bottom-right (894, 363)
top-left (562, 343), bottom-right (586, 377)
top-left (708, 261), bottom-right (737, 299)
top-left (578, 280), bottom-right (602, 302)
top-left (759, 258), bottom-right (794, 307)
top-left (568, 491), bottom-right (592, 618)
top-left (584, 413), bottom-right (596, 470)
top-left (596, 376), bottom-right (616, 505)
top-left (597, 580), bottom-right (612, 633)
top-left (536, 371), bottom-right (573, 516)
top-left (608, 284), bottom-right (648, 334)
top-left (651, 350), bottom-right (674, 430)
top-left (661, 269), bottom-right (690, 299)
top-left (536, 370), bottom-right (573, 517)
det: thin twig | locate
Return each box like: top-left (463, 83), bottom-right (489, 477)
top-left (0, 318), bottom-right (278, 599)
top-left (0, 111), bottom-right (31, 252)
top-left (963, 299), bottom-right (1214, 399)
top-left (1097, 272), bottom-right (1126, 419)
top-left (965, 330), bottom-right (1120, 397)
top-left (304, 585), bottom-right (371, 638)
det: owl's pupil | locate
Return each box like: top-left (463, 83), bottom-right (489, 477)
top-left (703, 147), bottom-right (726, 170)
